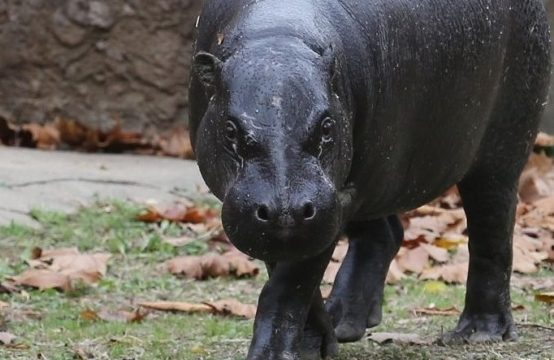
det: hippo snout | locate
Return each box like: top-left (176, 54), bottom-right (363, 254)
top-left (221, 177), bottom-right (341, 262)
top-left (254, 199), bottom-right (316, 225)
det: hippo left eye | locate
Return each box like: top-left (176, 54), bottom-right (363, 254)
top-left (321, 117), bottom-right (335, 142)
top-left (225, 120), bottom-right (238, 141)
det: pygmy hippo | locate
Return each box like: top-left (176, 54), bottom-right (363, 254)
top-left (189, 0), bottom-right (551, 359)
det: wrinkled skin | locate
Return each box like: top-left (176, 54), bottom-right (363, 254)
top-left (189, 0), bottom-right (551, 359)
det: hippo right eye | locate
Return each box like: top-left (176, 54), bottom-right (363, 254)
top-left (224, 120), bottom-right (238, 141)
top-left (321, 117), bottom-right (335, 142)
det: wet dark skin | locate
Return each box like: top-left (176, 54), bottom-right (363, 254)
top-left (189, 0), bottom-right (551, 359)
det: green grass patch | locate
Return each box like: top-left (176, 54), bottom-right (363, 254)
top-left (0, 200), bottom-right (552, 359)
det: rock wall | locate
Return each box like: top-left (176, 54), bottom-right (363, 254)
top-left (0, 0), bottom-right (553, 133)
top-left (0, 0), bottom-right (204, 132)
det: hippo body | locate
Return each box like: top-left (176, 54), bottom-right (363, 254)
top-left (189, 0), bottom-right (551, 359)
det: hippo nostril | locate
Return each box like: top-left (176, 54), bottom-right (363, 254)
top-left (256, 205), bottom-right (269, 222)
top-left (303, 202), bottom-right (316, 220)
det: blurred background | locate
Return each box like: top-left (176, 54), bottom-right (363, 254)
top-left (0, 0), bottom-right (553, 143)
top-left (0, 0), bottom-right (203, 150)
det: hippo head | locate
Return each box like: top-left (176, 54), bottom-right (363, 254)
top-left (192, 38), bottom-right (353, 262)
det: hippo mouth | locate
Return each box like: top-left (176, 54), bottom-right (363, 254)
top-left (221, 191), bottom-right (342, 263)
top-left (222, 220), bottom-right (340, 263)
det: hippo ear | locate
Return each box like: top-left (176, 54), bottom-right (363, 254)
top-left (193, 51), bottom-right (223, 87)
top-left (321, 45), bottom-right (340, 94)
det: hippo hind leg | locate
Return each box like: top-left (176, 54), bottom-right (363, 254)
top-left (326, 215), bottom-right (403, 342)
top-left (442, 1), bottom-right (550, 343)
top-left (441, 165), bottom-right (521, 344)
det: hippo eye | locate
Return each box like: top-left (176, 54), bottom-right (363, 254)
top-left (224, 120), bottom-right (238, 141)
top-left (321, 117), bottom-right (335, 141)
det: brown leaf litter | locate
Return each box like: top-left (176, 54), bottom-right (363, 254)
top-left (8, 247), bottom-right (111, 291)
top-left (0, 116), bottom-right (195, 158)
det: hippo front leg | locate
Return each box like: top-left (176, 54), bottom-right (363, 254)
top-left (247, 245), bottom-right (336, 360)
top-left (302, 290), bottom-right (339, 360)
top-left (326, 216), bottom-right (403, 342)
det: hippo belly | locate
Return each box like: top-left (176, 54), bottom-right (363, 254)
top-left (352, 58), bottom-right (506, 217)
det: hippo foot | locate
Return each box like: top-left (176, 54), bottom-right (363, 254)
top-left (302, 316), bottom-right (339, 359)
top-left (246, 350), bottom-right (297, 360)
top-left (246, 334), bottom-right (337, 360)
top-left (439, 314), bottom-right (518, 345)
top-left (326, 296), bottom-right (382, 343)
top-left (301, 333), bottom-right (338, 360)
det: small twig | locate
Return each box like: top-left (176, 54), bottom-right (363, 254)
top-left (518, 322), bottom-right (554, 332)
top-left (8, 178), bottom-right (157, 189)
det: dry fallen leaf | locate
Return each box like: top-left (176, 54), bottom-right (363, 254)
top-left (137, 204), bottom-right (217, 224)
top-left (80, 309), bottom-right (100, 321)
top-left (422, 280), bottom-right (448, 294)
top-left (386, 259), bottom-right (405, 284)
top-left (138, 301), bottom-right (212, 313)
top-left (519, 152), bottom-right (554, 203)
top-left (433, 238), bottom-right (468, 250)
top-left (162, 235), bottom-right (196, 247)
top-left (322, 260), bottom-right (341, 284)
top-left (101, 309), bottom-right (148, 323)
top-left (411, 306), bottom-right (461, 316)
top-left (204, 299), bottom-right (257, 319)
top-left (81, 308), bottom-right (148, 323)
top-left (54, 117), bottom-right (88, 146)
top-left (519, 196), bottom-right (554, 233)
top-left (322, 242), bottom-right (349, 284)
top-left (223, 251), bottom-right (260, 277)
top-left (49, 253), bottom-right (111, 283)
top-left (0, 116), bottom-right (17, 145)
top-left (535, 292), bottom-right (554, 304)
top-left (513, 242), bottom-right (548, 274)
top-left (511, 275), bottom-right (554, 290)
top-left (32, 247), bottom-right (80, 260)
top-left (396, 246), bottom-right (429, 274)
top-left (10, 270), bottom-right (72, 292)
top-left (199, 253), bottom-right (230, 278)
top-left (419, 262), bottom-right (468, 284)
top-left (404, 208), bottom-right (466, 241)
top-left (165, 251), bottom-right (259, 280)
top-left (21, 123), bottom-right (60, 150)
top-left (535, 132), bottom-right (554, 147)
top-left (1, 113), bottom-right (192, 157)
top-left (138, 299), bottom-right (256, 319)
top-left (331, 241), bottom-right (348, 262)
top-left (0, 301), bottom-right (9, 310)
top-left (165, 256), bottom-right (204, 279)
top-left (420, 243), bottom-right (450, 263)
top-left (11, 248), bottom-right (111, 291)
top-left (367, 332), bottom-right (433, 345)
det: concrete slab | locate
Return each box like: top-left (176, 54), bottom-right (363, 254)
top-left (0, 147), bottom-right (207, 227)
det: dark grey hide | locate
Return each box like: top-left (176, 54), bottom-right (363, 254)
top-left (189, 0), bottom-right (551, 359)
